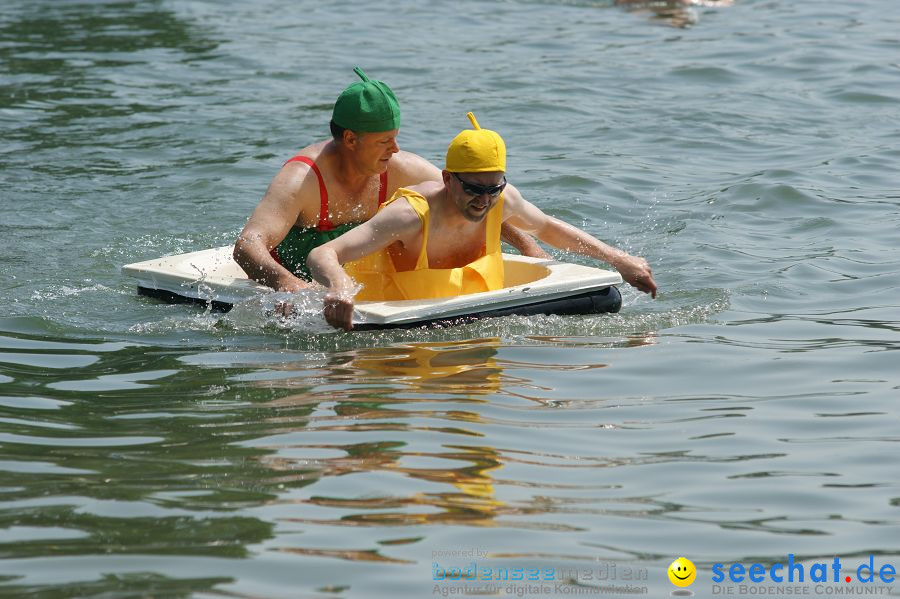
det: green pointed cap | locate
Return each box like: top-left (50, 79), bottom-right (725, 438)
top-left (332, 67), bottom-right (401, 133)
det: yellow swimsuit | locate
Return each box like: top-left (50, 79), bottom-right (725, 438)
top-left (346, 188), bottom-right (504, 301)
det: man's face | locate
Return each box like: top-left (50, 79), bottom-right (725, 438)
top-left (447, 171), bottom-right (506, 222)
top-left (350, 129), bottom-right (399, 174)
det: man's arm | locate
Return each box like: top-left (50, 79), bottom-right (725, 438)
top-left (502, 186), bottom-right (657, 298)
top-left (233, 163), bottom-right (314, 292)
top-left (500, 183), bottom-right (551, 259)
top-left (308, 198), bottom-right (422, 330)
top-left (501, 221), bottom-right (549, 258)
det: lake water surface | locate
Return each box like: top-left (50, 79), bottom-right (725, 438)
top-left (1, 0), bottom-right (899, 597)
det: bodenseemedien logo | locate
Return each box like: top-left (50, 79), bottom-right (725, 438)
top-left (668, 557), bottom-right (697, 596)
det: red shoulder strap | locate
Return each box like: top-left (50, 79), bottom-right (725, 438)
top-left (378, 170), bottom-right (389, 205)
top-left (284, 155), bottom-right (333, 231)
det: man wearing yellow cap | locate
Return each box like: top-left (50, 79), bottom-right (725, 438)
top-left (233, 68), bottom-right (543, 293)
top-left (308, 112), bottom-right (658, 331)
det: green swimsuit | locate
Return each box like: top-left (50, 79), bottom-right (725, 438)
top-left (269, 155), bottom-right (388, 280)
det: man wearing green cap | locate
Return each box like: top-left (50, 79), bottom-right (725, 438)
top-left (233, 68), bottom-right (544, 292)
top-left (309, 112), bottom-right (658, 331)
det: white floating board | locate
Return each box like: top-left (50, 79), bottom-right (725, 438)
top-left (122, 246), bottom-right (622, 328)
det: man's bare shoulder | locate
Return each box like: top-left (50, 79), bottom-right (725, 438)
top-left (286, 139), bottom-right (330, 161)
top-left (390, 149), bottom-right (432, 169)
top-left (390, 150), bottom-right (442, 184)
top-left (269, 140), bottom-right (332, 198)
top-left (371, 192), bottom-right (426, 236)
top-left (280, 140), bottom-right (330, 173)
top-left (498, 182), bottom-right (527, 216)
top-left (404, 180), bottom-right (443, 197)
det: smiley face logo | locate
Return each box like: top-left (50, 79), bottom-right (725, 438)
top-left (668, 557), bottom-right (697, 587)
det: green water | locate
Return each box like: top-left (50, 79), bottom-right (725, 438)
top-left (1, 0), bottom-right (899, 597)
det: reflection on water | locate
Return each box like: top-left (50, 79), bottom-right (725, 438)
top-left (257, 340), bottom-right (508, 532)
top-left (520, 0), bottom-right (734, 28)
top-left (245, 337), bottom-right (663, 544)
top-left (348, 340), bottom-right (504, 395)
top-left (3, 309), bottom-right (899, 594)
top-left (3, 0), bottom-right (900, 594)
top-left (615, 0), bottom-right (733, 27)
top-left (276, 445), bottom-right (507, 529)
top-left (0, 326), bottom-right (667, 584)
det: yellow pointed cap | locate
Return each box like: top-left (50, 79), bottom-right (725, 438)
top-left (445, 112), bottom-right (506, 173)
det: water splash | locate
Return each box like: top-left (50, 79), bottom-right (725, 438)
top-left (225, 289), bottom-right (336, 334)
top-left (30, 282), bottom-right (125, 301)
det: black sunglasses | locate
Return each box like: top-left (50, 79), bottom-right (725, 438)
top-left (453, 173), bottom-right (507, 198)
